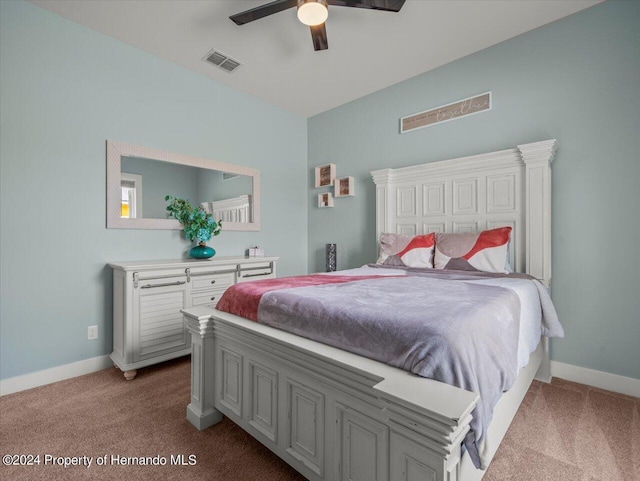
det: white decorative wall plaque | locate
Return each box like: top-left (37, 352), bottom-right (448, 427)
top-left (400, 92), bottom-right (492, 133)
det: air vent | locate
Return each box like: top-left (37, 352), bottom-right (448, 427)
top-left (202, 49), bottom-right (242, 73)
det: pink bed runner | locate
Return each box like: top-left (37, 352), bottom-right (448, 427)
top-left (216, 274), bottom-right (388, 321)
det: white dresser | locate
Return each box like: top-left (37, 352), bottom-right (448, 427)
top-left (109, 256), bottom-right (278, 380)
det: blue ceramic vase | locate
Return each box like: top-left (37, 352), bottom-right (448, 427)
top-left (189, 243), bottom-right (215, 259)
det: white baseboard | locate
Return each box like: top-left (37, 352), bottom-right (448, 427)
top-left (551, 361), bottom-right (640, 398)
top-left (3, 356), bottom-right (637, 399)
top-left (0, 355), bottom-right (112, 396)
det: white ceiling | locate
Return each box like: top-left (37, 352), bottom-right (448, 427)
top-left (29, 0), bottom-right (602, 118)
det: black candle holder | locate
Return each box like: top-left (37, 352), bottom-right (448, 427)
top-left (326, 243), bottom-right (337, 272)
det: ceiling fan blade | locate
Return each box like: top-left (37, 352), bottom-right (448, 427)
top-left (310, 23), bottom-right (329, 51)
top-left (230, 0), bottom-right (298, 25)
top-left (327, 0), bottom-right (406, 12)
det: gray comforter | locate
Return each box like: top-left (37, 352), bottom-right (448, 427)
top-left (257, 269), bottom-right (563, 468)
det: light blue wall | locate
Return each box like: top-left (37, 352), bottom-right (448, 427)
top-left (0, 1), bottom-right (308, 380)
top-left (308, 1), bottom-right (640, 379)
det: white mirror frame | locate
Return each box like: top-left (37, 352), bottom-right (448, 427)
top-left (106, 140), bottom-right (260, 231)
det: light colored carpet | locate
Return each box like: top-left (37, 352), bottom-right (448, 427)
top-left (1, 357), bottom-right (637, 480)
top-left (485, 378), bottom-right (639, 481)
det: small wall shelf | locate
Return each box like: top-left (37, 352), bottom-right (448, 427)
top-left (315, 163), bottom-right (336, 188)
top-left (318, 192), bottom-right (334, 208)
top-left (334, 176), bottom-right (355, 197)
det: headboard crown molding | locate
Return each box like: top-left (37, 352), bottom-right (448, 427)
top-left (371, 139), bottom-right (556, 287)
top-left (371, 147), bottom-right (523, 185)
top-left (518, 139), bottom-right (557, 165)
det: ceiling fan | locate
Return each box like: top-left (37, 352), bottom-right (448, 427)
top-left (230, 0), bottom-right (406, 51)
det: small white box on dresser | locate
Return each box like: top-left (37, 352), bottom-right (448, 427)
top-left (108, 256), bottom-right (278, 380)
top-left (248, 246), bottom-right (265, 257)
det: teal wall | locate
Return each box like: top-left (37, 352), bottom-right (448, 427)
top-left (0, 1), bottom-right (308, 380)
top-left (308, 1), bottom-right (640, 379)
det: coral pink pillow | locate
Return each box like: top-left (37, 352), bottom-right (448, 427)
top-left (434, 227), bottom-right (512, 273)
top-left (377, 233), bottom-right (435, 268)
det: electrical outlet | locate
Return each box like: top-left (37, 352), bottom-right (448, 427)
top-left (87, 325), bottom-right (98, 340)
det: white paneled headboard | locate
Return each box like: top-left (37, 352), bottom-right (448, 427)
top-left (371, 139), bottom-right (556, 287)
top-left (202, 195), bottom-right (252, 224)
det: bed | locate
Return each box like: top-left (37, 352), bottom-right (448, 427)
top-left (183, 139), bottom-right (559, 481)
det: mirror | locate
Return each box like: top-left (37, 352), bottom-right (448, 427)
top-left (107, 141), bottom-right (260, 231)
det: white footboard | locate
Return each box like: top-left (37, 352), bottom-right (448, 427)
top-left (184, 306), bottom-right (479, 481)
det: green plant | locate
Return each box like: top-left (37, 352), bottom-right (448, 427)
top-left (165, 195), bottom-right (221, 244)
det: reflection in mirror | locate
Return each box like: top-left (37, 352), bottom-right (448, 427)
top-left (120, 172), bottom-right (143, 219)
top-left (119, 156), bottom-right (253, 222)
top-left (107, 141), bottom-right (260, 231)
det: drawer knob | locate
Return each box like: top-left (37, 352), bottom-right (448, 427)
top-left (211, 296), bottom-right (216, 301)
top-left (211, 280), bottom-right (216, 284)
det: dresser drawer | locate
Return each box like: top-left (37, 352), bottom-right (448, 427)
top-left (192, 288), bottom-right (228, 307)
top-left (236, 263), bottom-right (275, 283)
top-left (191, 273), bottom-right (234, 291)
